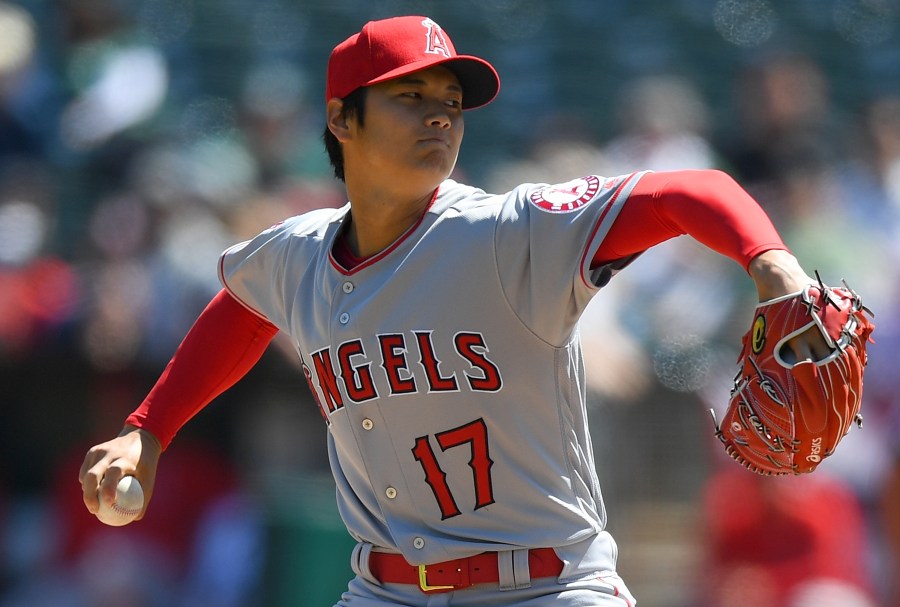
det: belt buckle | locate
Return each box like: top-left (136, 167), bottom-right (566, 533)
top-left (417, 564), bottom-right (456, 593)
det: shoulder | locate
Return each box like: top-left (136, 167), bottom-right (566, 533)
top-left (270, 204), bottom-right (349, 239)
top-left (432, 179), bottom-right (533, 217)
top-left (433, 179), bottom-right (496, 209)
top-left (232, 205), bottom-right (348, 253)
top-left (222, 204), bottom-right (348, 262)
top-left (431, 174), bottom-right (643, 222)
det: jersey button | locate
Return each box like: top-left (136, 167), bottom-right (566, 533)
top-left (342, 281), bottom-right (354, 293)
top-left (339, 312), bottom-right (350, 324)
top-left (413, 537), bottom-right (425, 549)
top-left (361, 418), bottom-right (374, 430)
top-left (385, 487), bottom-right (397, 499)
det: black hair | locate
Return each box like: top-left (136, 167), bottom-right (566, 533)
top-left (322, 87), bottom-right (368, 182)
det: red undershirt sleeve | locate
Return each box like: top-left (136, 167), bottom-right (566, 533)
top-left (125, 288), bottom-right (279, 450)
top-left (592, 169), bottom-right (788, 272)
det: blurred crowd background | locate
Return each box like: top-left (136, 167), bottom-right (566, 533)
top-left (1, 0), bottom-right (899, 606)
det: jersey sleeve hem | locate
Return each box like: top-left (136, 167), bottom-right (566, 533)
top-left (579, 171), bottom-right (646, 290)
top-left (217, 245), bottom-right (276, 323)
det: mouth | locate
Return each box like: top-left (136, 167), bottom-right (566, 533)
top-left (419, 132), bottom-right (452, 147)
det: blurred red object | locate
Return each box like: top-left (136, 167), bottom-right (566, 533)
top-left (700, 467), bottom-right (874, 607)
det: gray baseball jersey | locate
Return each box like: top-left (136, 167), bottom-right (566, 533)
top-left (219, 173), bottom-right (646, 566)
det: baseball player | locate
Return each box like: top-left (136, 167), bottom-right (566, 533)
top-left (80, 15), bottom-right (836, 606)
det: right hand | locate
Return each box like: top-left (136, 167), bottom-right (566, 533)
top-left (79, 425), bottom-right (162, 520)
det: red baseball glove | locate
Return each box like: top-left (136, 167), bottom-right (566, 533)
top-left (712, 276), bottom-right (875, 475)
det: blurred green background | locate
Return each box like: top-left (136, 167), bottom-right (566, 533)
top-left (1, 1), bottom-right (899, 606)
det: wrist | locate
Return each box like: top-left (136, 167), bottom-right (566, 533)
top-left (119, 425), bottom-right (163, 453)
top-left (748, 249), bottom-right (812, 302)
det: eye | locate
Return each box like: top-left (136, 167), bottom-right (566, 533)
top-left (446, 98), bottom-right (462, 109)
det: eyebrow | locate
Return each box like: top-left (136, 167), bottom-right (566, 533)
top-left (394, 75), bottom-right (463, 94)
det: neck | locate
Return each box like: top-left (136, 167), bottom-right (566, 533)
top-left (343, 182), bottom-right (438, 259)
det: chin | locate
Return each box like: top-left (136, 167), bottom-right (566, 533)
top-left (427, 153), bottom-right (458, 176)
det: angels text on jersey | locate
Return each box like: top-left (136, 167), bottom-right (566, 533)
top-left (301, 328), bottom-right (503, 424)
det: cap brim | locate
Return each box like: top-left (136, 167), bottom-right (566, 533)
top-left (363, 55), bottom-right (500, 110)
top-left (443, 56), bottom-right (501, 109)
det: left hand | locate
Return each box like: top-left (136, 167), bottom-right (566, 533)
top-left (747, 249), bottom-right (832, 363)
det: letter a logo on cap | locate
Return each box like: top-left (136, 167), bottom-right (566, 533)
top-left (422, 18), bottom-right (451, 58)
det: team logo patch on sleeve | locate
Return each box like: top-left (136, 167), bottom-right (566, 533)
top-left (529, 176), bottom-right (601, 213)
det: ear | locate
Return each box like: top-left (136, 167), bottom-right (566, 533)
top-left (326, 98), bottom-right (352, 143)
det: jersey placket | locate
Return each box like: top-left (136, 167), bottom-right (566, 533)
top-left (329, 271), bottom-right (426, 556)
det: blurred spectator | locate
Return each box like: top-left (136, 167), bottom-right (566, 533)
top-left (881, 439), bottom-right (900, 607)
top-left (697, 468), bottom-right (876, 607)
top-left (724, 52), bottom-right (837, 176)
top-left (602, 73), bottom-right (719, 174)
top-left (0, 161), bottom-right (79, 358)
top-left (719, 52), bottom-right (851, 226)
top-left (236, 59), bottom-right (331, 187)
top-left (0, 1), bottom-right (49, 160)
top-left (839, 94), bottom-right (900, 261)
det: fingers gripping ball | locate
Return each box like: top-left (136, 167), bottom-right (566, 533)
top-left (712, 276), bottom-right (875, 475)
top-left (96, 476), bottom-right (145, 526)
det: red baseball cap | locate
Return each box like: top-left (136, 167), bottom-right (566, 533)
top-left (325, 16), bottom-right (500, 110)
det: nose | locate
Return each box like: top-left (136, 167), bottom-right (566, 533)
top-left (429, 115), bottom-right (451, 129)
top-left (427, 114), bottom-right (451, 129)
top-left (425, 102), bottom-right (452, 129)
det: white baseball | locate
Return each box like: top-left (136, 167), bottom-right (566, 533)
top-left (96, 476), bottom-right (145, 527)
